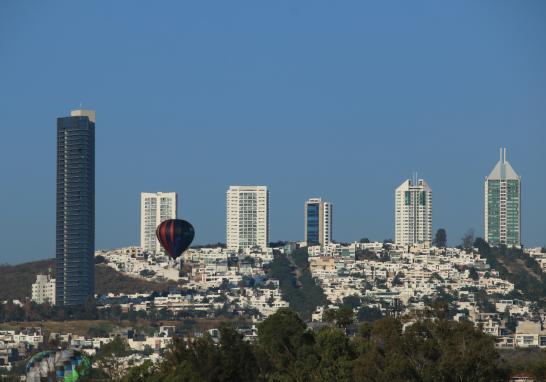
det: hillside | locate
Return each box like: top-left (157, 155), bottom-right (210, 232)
top-left (268, 248), bottom-right (328, 320)
top-left (0, 259), bottom-right (178, 301)
top-left (474, 238), bottom-right (546, 303)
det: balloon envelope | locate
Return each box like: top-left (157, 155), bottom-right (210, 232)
top-left (156, 219), bottom-right (195, 259)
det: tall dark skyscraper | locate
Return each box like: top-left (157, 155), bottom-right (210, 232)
top-left (56, 109), bottom-right (95, 306)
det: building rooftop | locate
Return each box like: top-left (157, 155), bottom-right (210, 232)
top-left (487, 148), bottom-right (520, 180)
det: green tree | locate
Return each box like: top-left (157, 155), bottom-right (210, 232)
top-left (96, 336), bottom-right (131, 380)
top-left (324, 307), bottom-right (355, 329)
top-left (357, 306), bottom-right (383, 322)
top-left (462, 228), bottom-right (475, 250)
top-left (120, 308), bottom-right (512, 382)
top-left (342, 295), bottom-right (361, 310)
top-left (433, 228), bottom-right (447, 248)
top-left (257, 308), bottom-right (314, 380)
top-left (313, 327), bottom-right (355, 381)
top-left (468, 267), bottom-right (479, 280)
top-left (121, 360), bottom-right (156, 382)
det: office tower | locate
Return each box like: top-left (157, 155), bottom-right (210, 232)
top-left (140, 192), bottom-right (178, 254)
top-left (395, 177), bottom-right (432, 247)
top-left (304, 198), bottom-right (333, 246)
top-left (485, 148), bottom-right (521, 246)
top-left (226, 186), bottom-right (269, 252)
top-left (56, 109), bottom-right (95, 306)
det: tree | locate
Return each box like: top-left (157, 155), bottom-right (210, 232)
top-left (474, 237), bottom-right (490, 254)
top-left (342, 295), bottom-right (361, 310)
top-left (216, 323), bottom-right (259, 381)
top-left (359, 238), bottom-right (370, 244)
top-left (324, 307), bottom-right (355, 329)
top-left (462, 228), bottom-right (475, 250)
top-left (313, 327), bottom-right (355, 381)
top-left (121, 308), bottom-right (513, 382)
top-left (257, 308), bottom-right (314, 379)
top-left (433, 228), bottom-right (447, 248)
top-left (468, 267), bottom-right (479, 281)
top-left (96, 336), bottom-right (131, 380)
top-left (357, 306), bottom-right (383, 322)
top-left (121, 360), bottom-right (156, 382)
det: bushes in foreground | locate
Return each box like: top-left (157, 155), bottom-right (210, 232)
top-left (121, 308), bottom-right (512, 382)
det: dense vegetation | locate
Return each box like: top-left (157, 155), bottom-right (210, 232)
top-left (107, 308), bottom-right (521, 382)
top-left (0, 259), bottom-right (177, 301)
top-left (267, 248), bottom-right (327, 320)
top-left (474, 238), bottom-right (546, 304)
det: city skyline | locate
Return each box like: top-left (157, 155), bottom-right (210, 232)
top-left (1, 2), bottom-right (545, 263)
top-left (2, 3), bottom-right (546, 380)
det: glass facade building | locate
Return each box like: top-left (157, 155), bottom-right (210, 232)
top-left (56, 110), bottom-right (95, 306)
top-left (304, 198), bottom-right (332, 246)
top-left (485, 149), bottom-right (521, 246)
top-left (306, 203), bottom-right (320, 245)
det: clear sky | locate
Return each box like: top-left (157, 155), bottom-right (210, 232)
top-left (0, 1), bottom-right (545, 264)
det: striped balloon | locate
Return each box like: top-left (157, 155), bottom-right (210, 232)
top-left (156, 219), bottom-right (195, 259)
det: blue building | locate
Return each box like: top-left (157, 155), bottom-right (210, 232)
top-left (56, 109), bottom-right (95, 306)
top-left (304, 198), bottom-right (332, 246)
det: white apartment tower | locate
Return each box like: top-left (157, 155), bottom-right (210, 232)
top-left (395, 178), bottom-right (433, 247)
top-left (304, 198), bottom-right (333, 246)
top-left (140, 192), bottom-right (177, 254)
top-left (227, 186), bottom-right (269, 252)
top-left (32, 274), bottom-right (56, 305)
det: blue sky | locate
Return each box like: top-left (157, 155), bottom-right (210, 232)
top-left (0, 1), bottom-right (545, 263)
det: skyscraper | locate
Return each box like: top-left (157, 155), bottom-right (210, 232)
top-left (395, 178), bottom-right (432, 247)
top-left (226, 186), bottom-right (269, 252)
top-left (485, 148), bottom-right (521, 246)
top-left (304, 198), bottom-right (333, 246)
top-left (56, 109), bottom-right (95, 306)
top-left (140, 192), bottom-right (178, 254)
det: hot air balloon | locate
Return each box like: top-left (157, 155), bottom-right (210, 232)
top-left (25, 350), bottom-right (91, 381)
top-left (156, 219), bottom-right (195, 259)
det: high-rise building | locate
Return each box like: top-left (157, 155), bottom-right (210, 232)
top-left (304, 198), bottom-right (333, 246)
top-left (56, 109), bottom-right (95, 306)
top-left (485, 148), bottom-right (521, 246)
top-left (226, 186), bottom-right (269, 252)
top-left (395, 178), bottom-right (432, 247)
top-left (140, 192), bottom-right (178, 254)
top-left (32, 274), bottom-right (56, 305)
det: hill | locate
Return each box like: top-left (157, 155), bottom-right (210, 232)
top-left (267, 248), bottom-right (328, 320)
top-left (474, 238), bottom-right (546, 304)
top-left (0, 259), bottom-right (178, 301)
